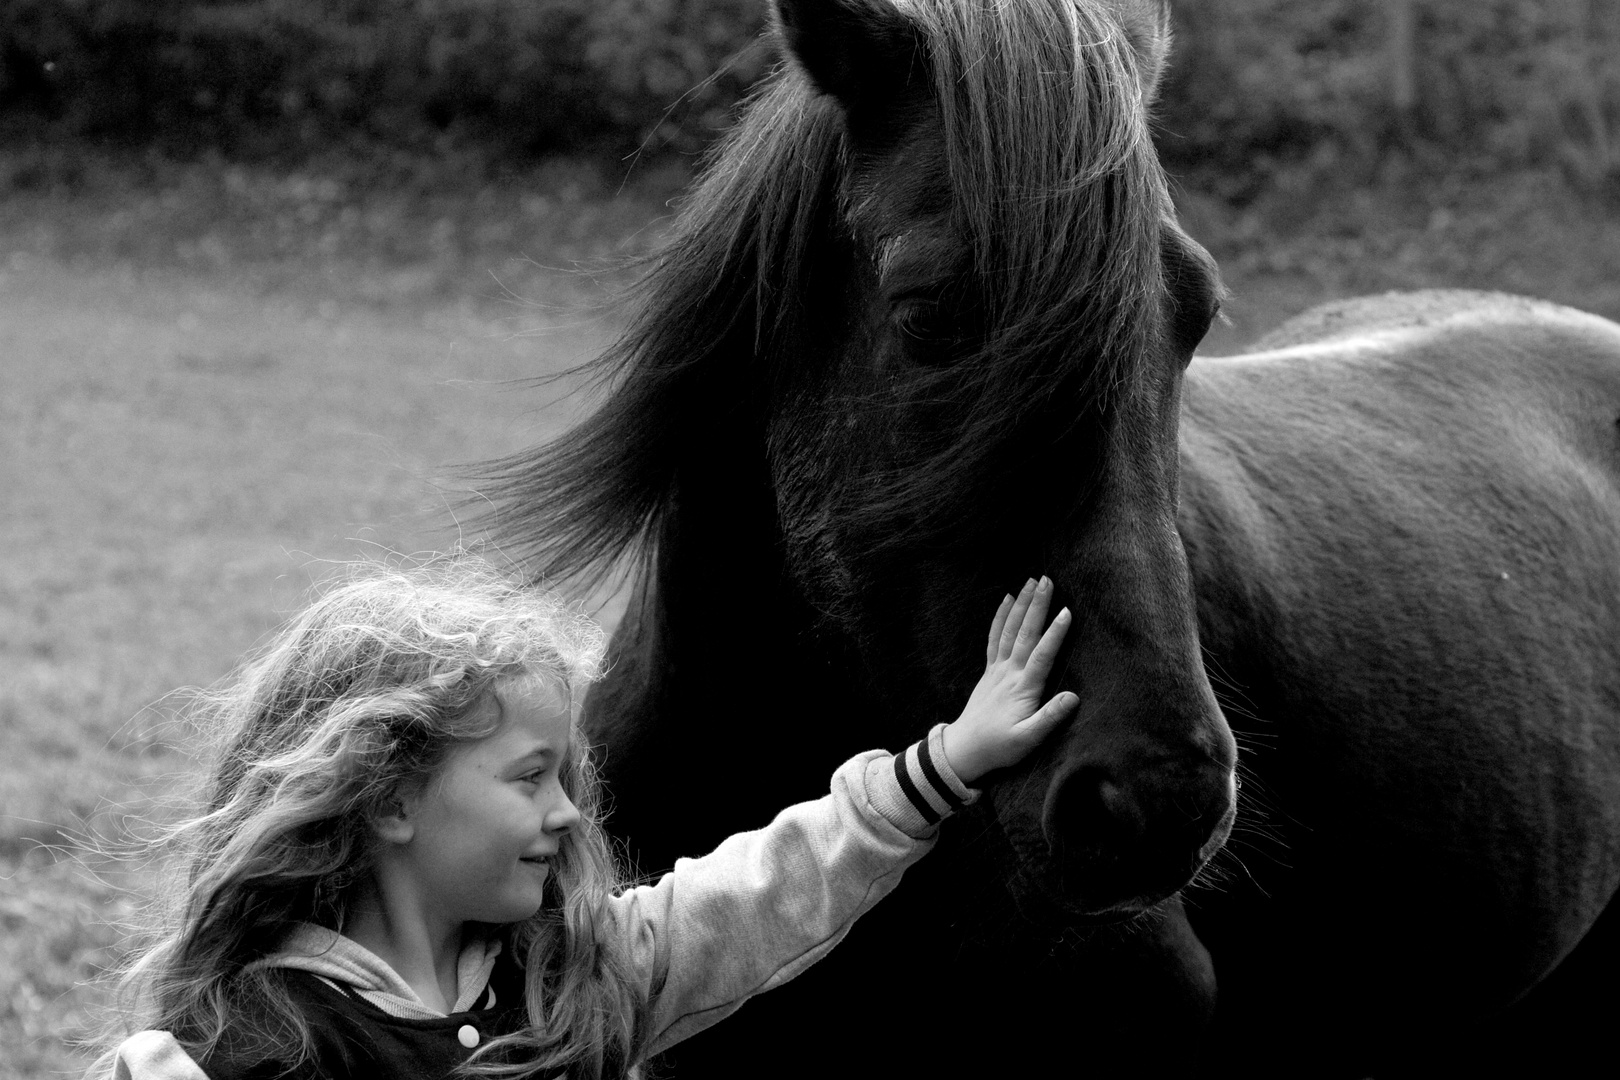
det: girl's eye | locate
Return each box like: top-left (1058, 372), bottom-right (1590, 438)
top-left (517, 768), bottom-right (547, 785)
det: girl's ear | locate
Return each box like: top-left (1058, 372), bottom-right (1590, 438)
top-left (371, 793), bottom-right (416, 845)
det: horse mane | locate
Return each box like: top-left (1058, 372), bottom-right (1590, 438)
top-left (471, 68), bottom-right (848, 588)
top-left (474, 0), bottom-right (1171, 586)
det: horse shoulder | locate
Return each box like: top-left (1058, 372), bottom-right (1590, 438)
top-left (1179, 292), bottom-right (1620, 644)
top-left (1178, 298), bottom-right (1620, 1021)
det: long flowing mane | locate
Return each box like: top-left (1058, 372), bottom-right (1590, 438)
top-left (475, 0), bottom-right (1171, 585)
top-left (473, 72), bottom-right (846, 587)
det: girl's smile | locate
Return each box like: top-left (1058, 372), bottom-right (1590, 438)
top-left (384, 676), bottom-right (581, 931)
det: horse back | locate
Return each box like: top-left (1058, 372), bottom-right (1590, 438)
top-left (1246, 288), bottom-right (1593, 347)
top-left (1176, 290), bottom-right (1620, 1041)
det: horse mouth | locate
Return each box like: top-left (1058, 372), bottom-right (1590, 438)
top-left (1006, 858), bottom-right (1168, 925)
top-left (1041, 860), bottom-right (1197, 919)
top-left (1004, 806), bottom-right (1234, 923)
top-left (1010, 758), bottom-right (1238, 921)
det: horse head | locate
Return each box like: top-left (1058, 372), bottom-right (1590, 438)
top-left (483, 0), bottom-right (1237, 925)
top-left (762, 0), bottom-right (1237, 919)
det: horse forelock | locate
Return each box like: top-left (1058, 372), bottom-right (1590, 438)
top-left (918, 0), bottom-right (1167, 397)
top-left (805, 0), bottom-right (1174, 570)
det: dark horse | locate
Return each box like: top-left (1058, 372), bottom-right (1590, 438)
top-left (480, 1), bottom-right (1620, 1076)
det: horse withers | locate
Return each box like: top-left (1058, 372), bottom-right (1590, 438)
top-left (478, 1), bottom-right (1620, 1076)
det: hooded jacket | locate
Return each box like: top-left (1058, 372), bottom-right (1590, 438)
top-left (111, 726), bottom-right (976, 1079)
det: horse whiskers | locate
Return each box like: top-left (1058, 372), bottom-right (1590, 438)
top-left (1183, 850), bottom-right (1242, 897)
top-left (1201, 650), bottom-right (1261, 712)
top-left (1231, 729), bottom-right (1279, 753)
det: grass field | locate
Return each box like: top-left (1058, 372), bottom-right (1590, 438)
top-left (1, 149), bottom-right (1617, 1077)
top-left (0, 165), bottom-right (637, 1074)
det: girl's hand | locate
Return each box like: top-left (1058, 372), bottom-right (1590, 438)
top-left (942, 577), bottom-right (1079, 785)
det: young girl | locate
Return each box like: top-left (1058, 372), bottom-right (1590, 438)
top-left (100, 557), bottom-right (1077, 1080)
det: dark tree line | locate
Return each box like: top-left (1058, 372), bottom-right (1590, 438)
top-left (1, 1), bottom-right (1615, 193)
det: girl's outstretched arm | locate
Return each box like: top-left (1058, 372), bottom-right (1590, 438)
top-left (610, 578), bottom-right (1078, 1057)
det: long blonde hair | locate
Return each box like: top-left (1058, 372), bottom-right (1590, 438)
top-left (94, 556), bottom-right (647, 1079)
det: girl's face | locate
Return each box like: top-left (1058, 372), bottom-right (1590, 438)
top-left (396, 675), bottom-right (582, 928)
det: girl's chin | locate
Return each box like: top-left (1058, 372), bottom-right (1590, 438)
top-left (501, 860), bottom-right (552, 916)
top-left (481, 896), bottom-right (547, 926)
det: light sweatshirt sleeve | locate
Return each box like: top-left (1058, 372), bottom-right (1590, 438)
top-left (110, 1030), bottom-right (211, 1080)
top-left (607, 723), bottom-right (979, 1056)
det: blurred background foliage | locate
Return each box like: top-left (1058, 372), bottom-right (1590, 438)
top-left (0, 0), bottom-right (772, 162)
top-left (1161, 0), bottom-right (1620, 200)
top-left (0, 0), bottom-right (1616, 199)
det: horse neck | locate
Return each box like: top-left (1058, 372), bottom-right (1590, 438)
top-left (582, 450), bottom-right (876, 866)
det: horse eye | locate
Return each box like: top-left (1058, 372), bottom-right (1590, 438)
top-left (892, 299), bottom-right (957, 360)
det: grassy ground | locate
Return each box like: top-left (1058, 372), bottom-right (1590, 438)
top-left (0, 152), bottom-right (652, 1076)
top-left (1, 144), bottom-right (1616, 1077)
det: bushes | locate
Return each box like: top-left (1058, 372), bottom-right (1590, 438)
top-left (1427, 0), bottom-right (1620, 192)
top-left (1159, 0), bottom-right (1620, 198)
top-left (1158, 1), bottom-right (1390, 189)
top-left (0, 1), bottom-right (769, 158)
top-left (0, 0), bottom-right (1615, 193)
top-left (585, 1), bottom-right (771, 146)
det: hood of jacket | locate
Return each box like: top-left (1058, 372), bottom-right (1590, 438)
top-left (248, 923), bottom-right (503, 1020)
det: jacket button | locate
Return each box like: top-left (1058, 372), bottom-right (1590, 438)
top-left (458, 1024), bottom-right (479, 1049)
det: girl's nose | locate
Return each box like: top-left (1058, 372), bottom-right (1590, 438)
top-left (546, 791), bottom-right (582, 835)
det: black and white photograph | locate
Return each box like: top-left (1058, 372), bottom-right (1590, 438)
top-left (2, 2), bottom-right (1617, 1077)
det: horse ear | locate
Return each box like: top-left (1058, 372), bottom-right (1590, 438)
top-left (1105, 0), bottom-right (1174, 104)
top-left (772, 0), bottom-right (919, 112)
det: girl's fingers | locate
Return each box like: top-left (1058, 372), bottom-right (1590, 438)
top-left (1020, 690), bottom-right (1080, 735)
top-left (997, 578), bottom-right (1038, 658)
top-left (985, 593), bottom-right (1015, 666)
top-left (1023, 606), bottom-right (1071, 678)
top-left (1009, 577), bottom-right (1052, 664)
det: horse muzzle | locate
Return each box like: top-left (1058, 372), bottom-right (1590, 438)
top-left (1025, 755), bottom-right (1237, 916)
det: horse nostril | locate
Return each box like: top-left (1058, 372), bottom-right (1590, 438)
top-left (1045, 767), bottom-right (1147, 858)
top-left (1037, 763), bottom-right (1235, 910)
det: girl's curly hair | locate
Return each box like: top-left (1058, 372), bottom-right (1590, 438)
top-left (92, 555), bottom-right (648, 1079)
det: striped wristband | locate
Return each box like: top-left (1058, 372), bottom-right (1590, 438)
top-left (893, 723), bottom-right (975, 825)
